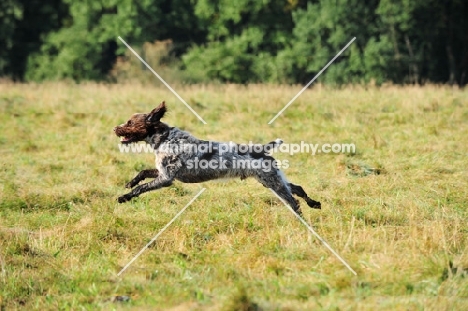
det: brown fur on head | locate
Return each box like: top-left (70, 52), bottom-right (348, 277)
top-left (114, 101), bottom-right (167, 144)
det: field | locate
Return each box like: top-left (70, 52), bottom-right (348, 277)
top-left (1, 83), bottom-right (467, 310)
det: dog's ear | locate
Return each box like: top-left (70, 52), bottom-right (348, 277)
top-left (146, 101), bottom-right (167, 123)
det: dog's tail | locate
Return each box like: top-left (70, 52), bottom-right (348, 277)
top-left (263, 138), bottom-right (283, 154)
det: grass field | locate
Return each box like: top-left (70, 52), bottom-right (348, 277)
top-left (1, 83), bottom-right (467, 310)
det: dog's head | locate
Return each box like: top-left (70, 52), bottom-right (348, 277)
top-left (114, 101), bottom-right (167, 144)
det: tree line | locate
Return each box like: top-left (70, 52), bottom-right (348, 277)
top-left (1, 0), bottom-right (467, 85)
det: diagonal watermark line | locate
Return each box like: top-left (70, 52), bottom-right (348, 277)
top-left (269, 189), bottom-right (357, 276)
top-left (117, 36), bottom-right (207, 124)
top-left (117, 188), bottom-right (206, 277)
top-left (268, 37), bottom-right (356, 124)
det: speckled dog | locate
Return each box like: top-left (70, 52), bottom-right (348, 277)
top-left (113, 102), bottom-right (321, 215)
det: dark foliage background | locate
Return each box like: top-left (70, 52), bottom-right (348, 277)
top-left (1, 0), bottom-right (467, 84)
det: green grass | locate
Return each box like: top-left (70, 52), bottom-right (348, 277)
top-left (1, 83), bottom-right (468, 310)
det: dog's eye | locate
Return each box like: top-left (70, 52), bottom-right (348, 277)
top-left (127, 120), bottom-right (132, 126)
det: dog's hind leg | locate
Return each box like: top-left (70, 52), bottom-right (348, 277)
top-left (272, 186), bottom-right (302, 215)
top-left (255, 171), bottom-right (302, 215)
top-left (126, 169), bottom-right (159, 189)
top-left (289, 183), bottom-right (321, 209)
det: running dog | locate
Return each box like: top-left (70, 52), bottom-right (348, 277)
top-left (114, 102), bottom-right (321, 215)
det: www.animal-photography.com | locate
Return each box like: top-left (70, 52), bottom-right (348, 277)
top-left (1, 1), bottom-right (468, 310)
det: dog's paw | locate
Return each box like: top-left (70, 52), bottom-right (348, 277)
top-left (125, 181), bottom-right (135, 189)
top-left (307, 199), bottom-right (321, 209)
top-left (118, 194), bottom-right (132, 203)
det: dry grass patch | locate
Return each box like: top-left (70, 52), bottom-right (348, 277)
top-left (0, 83), bottom-right (467, 309)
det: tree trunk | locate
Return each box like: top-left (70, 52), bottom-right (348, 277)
top-left (405, 35), bottom-right (418, 84)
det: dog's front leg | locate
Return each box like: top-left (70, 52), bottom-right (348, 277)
top-left (126, 169), bottom-right (159, 188)
top-left (118, 176), bottom-right (174, 203)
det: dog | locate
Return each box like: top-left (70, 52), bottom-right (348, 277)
top-left (113, 101), bottom-right (321, 215)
